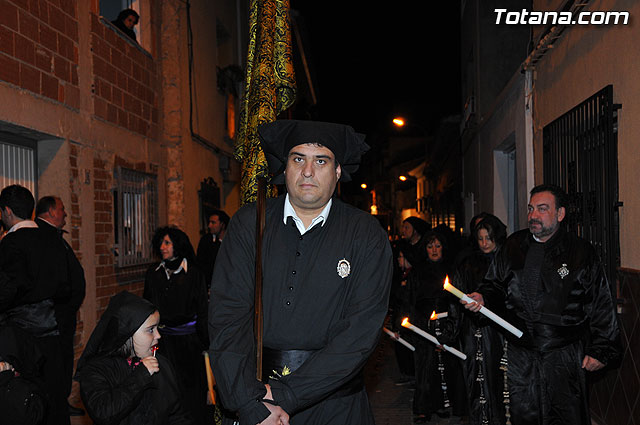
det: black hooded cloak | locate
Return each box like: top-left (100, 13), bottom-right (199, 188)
top-left (477, 228), bottom-right (621, 425)
top-left (76, 291), bottom-right (192, 425)
top-left (450, 251), bottom-right (506, 425)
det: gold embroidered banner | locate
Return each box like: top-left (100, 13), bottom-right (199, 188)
top-left (236, 0), bottom-right (296, 205)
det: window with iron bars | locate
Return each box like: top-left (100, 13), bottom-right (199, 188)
top-left (543, 85), bottom-right (621, 285)
top-left (113, 167), bottom-right (157, 267)
top-left (0, 137), bottom-right (36, 195)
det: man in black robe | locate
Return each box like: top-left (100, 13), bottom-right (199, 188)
top-left (0, 185), bottom-right (71, 425)
top-left (36, 195), bottom-right (87, 416)
top-left (209, 120), bottom-right (393, 425)
top-left (196, 209), bottom-right (229, 288)
top-left (464, 184), bottom-right (620, 425)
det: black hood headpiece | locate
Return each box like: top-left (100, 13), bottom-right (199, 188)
top-left (257, 120), bottom-right (370, 184)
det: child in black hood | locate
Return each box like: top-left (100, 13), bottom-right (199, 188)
top-left (75, 291), bottom-right (192, 425)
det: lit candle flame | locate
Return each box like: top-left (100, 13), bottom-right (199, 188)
top-left (431, 311), bottom-right (448, 320)
top-left (401, 317), bottom-right (409, 327)
top-left (443, 275), bottom-right (450, 289)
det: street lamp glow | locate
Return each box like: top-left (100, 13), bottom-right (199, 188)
top-left (399, 175), bottom-right (407, 182)
top-left (392, 118), bottom-right (405, 127)
top-left (360, 183), bottom-right (367, 189)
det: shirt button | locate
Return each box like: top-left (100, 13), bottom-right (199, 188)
top-left (286, 301), bottom-right (291, 306)
top-left (296, 252), bottom-right (301, 256)
top-left (299, 236), bottom-right (303, 240)
top-left (292, 270), bottom-right (296, 275)
top-left (289, 286), bottom-right (293, 291)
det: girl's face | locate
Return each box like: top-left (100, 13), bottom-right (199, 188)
top-left (160, 235), bottom-right (174, 260)
top-left (477, 228), bottom-right (497, 254)
top-left (426, 239), bottom-right (443, 262)
top-left (132, 311), bottom-right (161, 358)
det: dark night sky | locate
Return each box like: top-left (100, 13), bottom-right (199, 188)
top-left (290, 2), bottom-right (462, 137)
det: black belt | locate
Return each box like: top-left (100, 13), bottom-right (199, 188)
top-left (262, 347), bottom-right (364, 399)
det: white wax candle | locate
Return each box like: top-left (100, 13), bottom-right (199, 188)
top-left (430, 311), bottom-right (449, 320)
top-left (443, 278), bottom-right (523, 338)
top-left (382, 327), bottom-right (416, 351)
top-left (401, 319), bottom-right (467, 360)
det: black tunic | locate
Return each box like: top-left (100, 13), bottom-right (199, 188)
top-left (450, 251), bottom-right (505, 425)
top-left (478, 228), bottom-right (621, 425)
top-left (196, 234), bottom-right (221, 288)
top-left (144, 260), bottom-right (209, 424)
top-left (209, 195), bottom-right (393, 425)
top-left (36, 218), bottom-right (87, 398)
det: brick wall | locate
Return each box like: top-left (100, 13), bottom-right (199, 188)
top-left (90, 13), bottom-right (158, 138)
top-left (93, 155), bottom-right (150, 317)
top-left (0, 0), bottom-right (80, 108)
top-left (69, 143), bottom-right (84, 356)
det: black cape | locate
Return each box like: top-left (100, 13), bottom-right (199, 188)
top-left (409, 259), bottom-right (467, 418)
top-left (450, 251), bottom-right (505, 425)
top-left (478, 228), bottom-right (621, 425)
top-left (76, 291), bottom-right (193, 425)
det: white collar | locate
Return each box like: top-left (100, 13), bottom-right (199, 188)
top-left (283, 194), bottom-right (332, 235)
top-left (155, 258), bottom-right (188, 280)
top-left (7, 220), bottom-right (38, 233)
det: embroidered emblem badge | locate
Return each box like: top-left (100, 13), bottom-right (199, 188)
top-left (269, 365), bottom-right (291, 380)
top-left (337, 258), bottom-right (351, 278)
top-left (557, 263), bottom-right (569, 279)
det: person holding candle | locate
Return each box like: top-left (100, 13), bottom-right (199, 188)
top-left (463, 185), bottom-right (621, 425)
top-left (144, 226), bottom-right (210, 425)
top-left (388, 241), bottom-right (417, 387)
top-left (410, 231), bottom-right (467, 423)
top-left (450, 214), bottom-right (507, 425)
top-left (208, 120), bottom-right (393, 425)
top-left (76, 291), bottom-right (193, 425)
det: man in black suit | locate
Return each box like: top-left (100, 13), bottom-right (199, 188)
top-left (196, 209), bottom-right (229, 288)
top-left (36, 195), bottom-right (86, 417)
top-left (0, 185), bottom-right (71, 425)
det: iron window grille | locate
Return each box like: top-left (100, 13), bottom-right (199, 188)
top-left (0, 137), bottom-right (37, 195)
top-left (543, 85), bottom-right (621, 285)
top-left (113, 167), bottom-right (157, 267)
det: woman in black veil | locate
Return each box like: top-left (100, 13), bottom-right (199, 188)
top-left (450, 214), bottom-right (508, 425)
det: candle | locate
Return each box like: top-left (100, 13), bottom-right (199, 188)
top-left (382, 327), bottom-right (415, 351)
top-left (151, 345), bottom-right (158, 357)
top-left (430, 311), bottom-right (449, 320)
top-left (203, 351), bottom-right (217, 405)
top-left (443, 276), bottom-right (524, 338)
top-left (401, 318), bottom-right (467, 360)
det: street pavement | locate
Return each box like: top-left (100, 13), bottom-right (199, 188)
top-left (365, 336), bottom-right (468, 425)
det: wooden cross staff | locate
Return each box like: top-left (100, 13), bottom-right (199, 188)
top-left (254, 176), bottom-right (267, 380)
